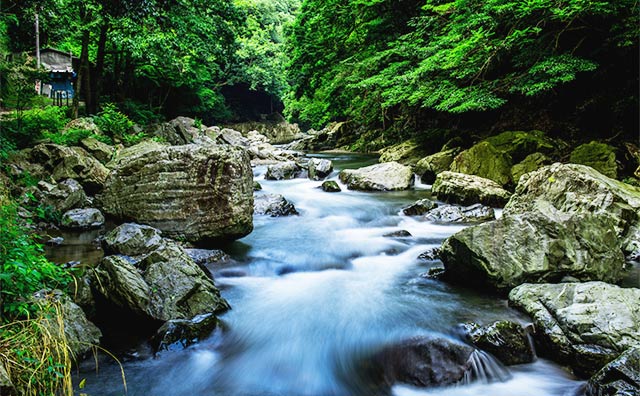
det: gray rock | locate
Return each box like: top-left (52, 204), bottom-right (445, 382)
top-left (586, 347), bottom-right (639, 396)
top-left (418, 248), bottom-right (440, 261)
top-left (339, 162), bottom-right (414, 191)
top-left (80, 137), bottom-right (115, 164)
top-left (308, 158), bottom-right (334, 181)
top-left (31, 143), bottom-right (110, 194)
top-left (46, 237), bottom-right (64, 246)
top-left (440, 210), bottom-right (625, 291)
top-left (383, 230), bottom-right (412, 238)
top-left (511, 152), bottom-right (551, 184)
top-left (147, 117), bottom-right (202, 145)
top-left (35, 291), bottom-right (102, 360)
top-left (38, 179), bottom-right (87, 213)
top-left (367, 337), bottom-right (498, 389)
top-left (185, 249), bottom-right (230, 267)
top-left (509, 282), bottom-right (640, 376)
top-left (432, 171), bottom-right (512, 207)
top-left (94, 243), bottom-right (230, 322)
top-left (425, 204), bottom-right (495, 223)
top-left (378, 139), bottom-right (428, 166)
top-left (60, 208), bottom-right (105, 229)
top-left (440, 163), bottom-right (640, 291)
top-left (218, 128), bottom-right (249, 147)
top-left (224, 118), bottom-right (303, 145)
top-left (402, 199), bottom-right (438, 216)
top-left (98, 141), bottom-right (254, 244)
top-left (254, 193), bottom-right (299, 217)
top-left (265, 161), bottom-right (302, 180)
top-left (415, 149), bottom-right (459, 184)
top-left (152, 313), bottom-right (219, 352)
top-left (461, 321), bottom-right (535, 365)
top-left (103, 223), bottom-right (163, 256)
top-left (450, 141), bottom-right (513, 186)
top-left (321, 180), bottom-right (341, 192)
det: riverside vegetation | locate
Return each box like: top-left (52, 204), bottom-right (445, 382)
top-left (0, 1), bottom-right (638, 395)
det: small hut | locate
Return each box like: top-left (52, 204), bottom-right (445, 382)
top-left (37, 48), bottom-right (78, 99)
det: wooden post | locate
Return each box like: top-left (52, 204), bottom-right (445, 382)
top-left (35, 11), bottom-right (41, 94)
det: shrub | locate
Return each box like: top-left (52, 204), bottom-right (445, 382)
top-left (1, 106), bottom-right (69, 148)
top-left (42, 128), bottom-right (92, 146)
top-left (94, 103), bottom-right (134, 139)
top-left (0, 202), bottom-right (71, 319)
top-left (118, 100), bottom-right (163, 125)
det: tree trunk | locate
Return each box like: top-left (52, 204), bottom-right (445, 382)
top-left (91, 21), bottom-right (109, 113)
top-left (73, 7), bottom-right (92, 118)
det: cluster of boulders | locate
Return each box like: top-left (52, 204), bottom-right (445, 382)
top-left (382, 130), bottom-right (640, 393)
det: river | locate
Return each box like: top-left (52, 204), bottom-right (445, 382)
top-left (68, 153), bottom-right (584, 396)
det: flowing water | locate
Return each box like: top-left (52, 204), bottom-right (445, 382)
top-left (69, 153), bottom-right (585, 396)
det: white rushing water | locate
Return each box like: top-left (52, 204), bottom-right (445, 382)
top-left (78, 153), bottom-right (585, 396)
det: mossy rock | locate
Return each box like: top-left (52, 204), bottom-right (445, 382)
top-left (450, 141), bottom-right (512, 186)
top-left (570, 141), bottom-right (618, 179)
top-left (511, 152), bottom-right (551, 183)
top-left (485, 130), bottom-right (557, 163)
top-left (415, 148), bottom-right (459, 184)
top-left (378, 139), bottom-right (429, 166)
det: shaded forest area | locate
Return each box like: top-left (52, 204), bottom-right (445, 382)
top-left (286, 0), bottom-right (639, 147)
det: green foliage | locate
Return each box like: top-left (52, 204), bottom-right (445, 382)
top-left (0, 106), bottom-right (70, 148)
top-left (0, 203), bottom-right (71, 320)
top-left (121, 131), bottom-right (147, 146)
top-left (286, 0), bottom-right (639, 130)
top-left (42, 128), bottom-right (91, 146)
top-left (118, 100), bottom-right (163, 125)
top-left (94, 103), bottom-right (134, 139)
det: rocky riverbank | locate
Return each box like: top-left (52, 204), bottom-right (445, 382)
top-left (1, 117), bottom-right (638, 395)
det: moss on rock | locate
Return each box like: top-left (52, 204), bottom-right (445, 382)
top-left (570, 141), bottom-right (618, 179)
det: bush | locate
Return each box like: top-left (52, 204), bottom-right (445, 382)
top-left (94, 103), bottom-right (134, 139)
top-left (0, 106), bottom-right (69, 148)
top-left (0, 202), bottom-right (71, 319)
top-left (42, 128), bottom-right (92, 146)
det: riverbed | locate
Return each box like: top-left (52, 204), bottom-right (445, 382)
top-left (66, 153), bottom-right (584, 396)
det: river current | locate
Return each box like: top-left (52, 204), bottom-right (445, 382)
top-left (72, 153), bottom-right (584, 396)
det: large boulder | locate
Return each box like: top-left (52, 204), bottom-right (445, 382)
top-left (485, 130), bottom-right (558, 163)
top-left (509, 282), bottom-right (640, 376)
top-left (440, 164), bottom-right (640, 291)
top-left (37, 179), bottom-right (87, 213)
top-left (511, 152), bottom-right (551, 184)
top-left (460, 321), bottom-right (535, 366)
top-left (93, 242), bottom-right (230, 322)
top-left (265, 161), bottom-right (302, 180)
top-left (440, 209), bottom-right (625, 291)
top-left (307, 158), bottom-right (334, 181)
top-left (450, 141), bottom-right (512, 186)
top-left (432, 171), bottom-right (512, 207)
top-left (31, 144), bottom-right (110, 194)
top-left (586, 347), bottom-right (639, 396)
top-left (570, 142), bottom-right (618, 179)
top-left (253, 193), bottom-right (299, 216)
top-left (98, 141), bottom-right (254, 244)
top-left (60, 208), bottom-right (105, 229)
top-left (378, 139), bottom-right (428, 166)
top-left (339, 162), bottom-right (414, 191)
top-left (504, 163), bottom-right (640, 242)
top-left (415, 149), bottom-right (459, 184)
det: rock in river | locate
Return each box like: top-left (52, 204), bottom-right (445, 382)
top-left (339, 162), bottom-right (414, 191)
top-left (307, 158), bottom-right (334, 181)
top-left (460, 321), bottom-right (535, 366)
top-left (60, 208), bottom-right (105, 229)
top-left (432, 171), bottom-right (512, 207)
top-left (440, 163), bottom-right (640, 291)
top-left (98, 141), bottom-right (254, 244)
top-left (254, 193), bottom-right (299, 217)
top-left (424, 204), bottom-right (494, 223)
top-left (586, 347), bottom-right (640, 396)
top-left (509, 282), bottom-right (640, 376)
